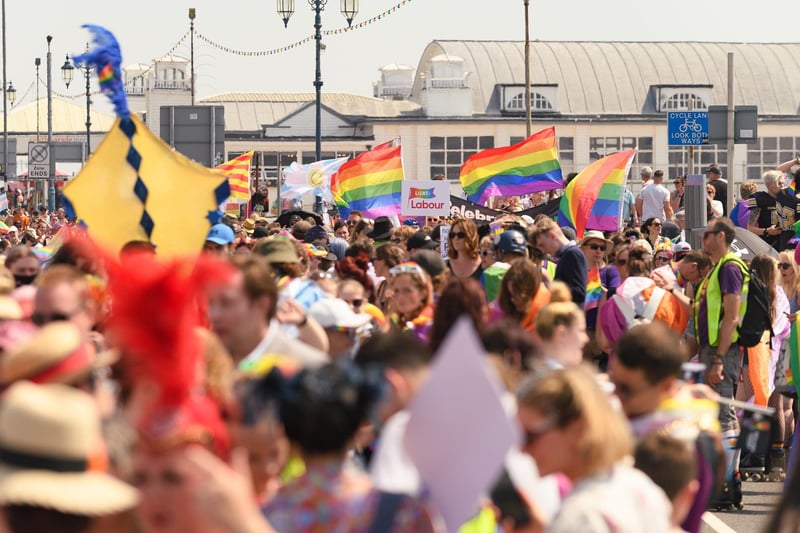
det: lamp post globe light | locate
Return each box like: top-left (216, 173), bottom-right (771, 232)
top-left (61, 50), bottom-right (93, 159)
top-left (278, 0), bottom-right (358, 162)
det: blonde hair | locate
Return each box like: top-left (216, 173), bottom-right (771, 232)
top-left (535, 290), bottom-right (582, 341)
top-left (518, 366), bottom-right (633, 476)
top-left (739, 180), bottom-right (758, 200)
top-left (778, 251), bottom-right (800, 298)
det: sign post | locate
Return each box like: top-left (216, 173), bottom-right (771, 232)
top-left (28, 142), bottom-right (50, 180)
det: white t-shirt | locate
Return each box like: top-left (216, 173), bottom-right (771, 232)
top-left (547, 463), bottom-right (672, 533)
top-left (640, 183), bottom-right (671, 220)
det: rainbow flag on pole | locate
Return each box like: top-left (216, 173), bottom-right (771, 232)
top-left (459, 126), bottom-right (563, 206)
top-left (557, 149), bottom-right (637, 239)
top-left (330, 140), bottom-right (404, 218)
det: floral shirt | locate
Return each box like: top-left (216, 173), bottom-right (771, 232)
top-left (263, 460), bottom-right (440, 533)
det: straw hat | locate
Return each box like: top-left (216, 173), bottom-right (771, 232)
top-left (241, 217), bottom-right (256, 234)
top-left (0, 322), bottom-right (117, 386)
top-left (0, 381), bottom-right (138, 515)
top-left (578, 230), bottom-right (613, 249)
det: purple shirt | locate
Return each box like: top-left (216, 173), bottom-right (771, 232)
top-left (696, 262), bottom-right (743, 346)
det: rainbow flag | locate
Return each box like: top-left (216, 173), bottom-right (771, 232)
top-left (459, 126), bottom-right (563, 206)
top-left (584, 267), bottom-right (602, 311)
top-left (558, 149), bottom-right (637, 238)
top-left (214, 151), bottom-right (253, 203)
top-left (789, 317), bottom-right (800, 398)
top-left (330, 141), bottom-right (404, 218)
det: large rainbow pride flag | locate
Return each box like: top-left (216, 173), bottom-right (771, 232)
top-left (557, 149), bottom-right (637, 238)
top-left (330, 140), bottom-right (404, 218)
top-left (459, 126), bottom-right (563, 206)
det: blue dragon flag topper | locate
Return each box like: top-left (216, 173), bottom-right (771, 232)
top-left (61, 25), bottom-right (230, 258)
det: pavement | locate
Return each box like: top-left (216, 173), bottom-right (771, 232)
top-left (700, 481), bottom-right (783, 532)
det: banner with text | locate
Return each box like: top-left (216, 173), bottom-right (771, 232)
top-left (402, 180), bottom-right (451, 216)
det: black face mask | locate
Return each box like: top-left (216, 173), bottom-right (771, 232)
top-left (14, 273), bottom-right (37, 287)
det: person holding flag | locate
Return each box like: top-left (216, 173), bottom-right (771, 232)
top-left (578, 230), bottom-right (619, 365)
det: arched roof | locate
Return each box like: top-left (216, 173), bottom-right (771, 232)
top-left (413, 40), bottom-right (800, 116)
top-left (3, 97), bottom-right (115, 133)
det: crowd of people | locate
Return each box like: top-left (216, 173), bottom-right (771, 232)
top-left (2, 158), bottom-right (800, 533)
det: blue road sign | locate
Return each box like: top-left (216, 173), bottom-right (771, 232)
top-left (668, 111), bottom-right (708, 146)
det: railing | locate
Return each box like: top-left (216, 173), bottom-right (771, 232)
top-left (153, 80), bottom-right (189, 90)
top-left (125, 86), bottom-right (145, 96)
top-left (428, 77), bottom-right (469, 89)
top-left (379, 85), bottom-right (412, 96)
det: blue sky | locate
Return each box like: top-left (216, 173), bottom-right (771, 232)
top-left (4, 0), bottom-right (797, 110)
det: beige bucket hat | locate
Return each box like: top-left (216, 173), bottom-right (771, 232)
top-left (0, 381), bottom-right (138, 515)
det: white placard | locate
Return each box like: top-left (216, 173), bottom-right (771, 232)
top-left (401, 180), bottom-right (450, 216)
top-left (439, 225), bottom-right (450, 259)
top-left (404, 317), bottom-right (517, 532)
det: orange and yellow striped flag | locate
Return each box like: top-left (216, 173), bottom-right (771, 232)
top-left (214, 151), bottom-right (253, 202)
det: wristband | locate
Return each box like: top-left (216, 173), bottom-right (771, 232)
top-left (298, 315), bottom-right (308, 328)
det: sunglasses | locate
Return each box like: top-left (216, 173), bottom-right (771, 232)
top-left (779, 262), bottom-right (793, 270)
top-left (480, 250), bottom-right (493, 257)
top-left (587, 243), bottom-right (606, 251)
top-left (611, 379), bottom-right (647, 400)
top-left (390, 262), bottom-right (426, 278)
top-left (616, 257), bottom-right (628, 266)
top-left (391, 238), bottom-right (403, 244)
top-left (345, 298), bottom-right (364, 308)
top-left (650, 222), bottom-right (662, 227)
top-left (450, 231), bottom-right (467, 239)
top-left (31, 311), bottom-right (76, 326)
top-left (655, 255), bottom-right (671, 263)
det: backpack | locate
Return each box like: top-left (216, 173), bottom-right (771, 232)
top-left (611, 286), bottom-right (666, 328)
top-left (729, 260), bottom-right (772, 348)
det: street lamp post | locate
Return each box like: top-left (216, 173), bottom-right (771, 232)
top-left (47, 35), bottom-right (55, 212)
top-left (61, 51), bottom-right (92, 158)
top-left (2, 0), bottom-right (8, 189)
top-left (278, 0), bottom-right (358, 162)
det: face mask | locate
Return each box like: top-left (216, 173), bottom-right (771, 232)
top-left (14, 273), bottom-right (37, 287)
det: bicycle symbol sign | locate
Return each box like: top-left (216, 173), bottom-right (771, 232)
top-left (668, 111), bottom-right (708, 146)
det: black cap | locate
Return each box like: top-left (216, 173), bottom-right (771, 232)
top-left (406, 231), bottom-right (437, 251)
top-left (706, 165), bottom-right (722, 175)
top-left (410, 249), bottom-right (446, 277)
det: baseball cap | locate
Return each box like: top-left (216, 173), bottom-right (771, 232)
top-left (706, 165), bottom-right (722, 175)
top-left (206, 224), bottom-right (235, 245)
top-left (403, 218), bottom-right (420, 227)
top-left (406, 231), bottom-right (437, 251)
top-left (494, 229), bottom-right (527, 255)
top-left (308, 298), bottom-right (371, 329)
top-left (673, 241), bottom-right (691, 253)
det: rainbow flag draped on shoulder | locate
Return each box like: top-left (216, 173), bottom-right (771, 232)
top-left (330, 139), bottom-right (404, 218)
top-left (558, 149), bottom-right (637, 238)
top-left (459, 126), bottom-right (563, 206)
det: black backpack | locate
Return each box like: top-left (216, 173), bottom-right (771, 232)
top-left (725, 257), bottom-right (772, 348)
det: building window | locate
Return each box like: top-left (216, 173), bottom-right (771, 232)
top-left (662, 93), bottom-right (708, 111)
top-left (506, 92), bottom-right (554, 111)
top-left (743, 136), bottom-right (800, 181)
top-left (430, 135), bottom-right (494, 180)
top-left (589, 136), bottom-right (652, 165)
top-left (667, 145), bottom-right (727, 179)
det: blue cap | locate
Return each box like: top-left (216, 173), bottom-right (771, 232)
top-left (493, 229), bottom-right (527, 255)
top-left (403, 218), bottom-right (420, 227)
top-left (206, 223), bottom-right (235, 245)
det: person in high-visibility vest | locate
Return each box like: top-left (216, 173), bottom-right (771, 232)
top-left (693, 217), bottom-right (746, 508)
